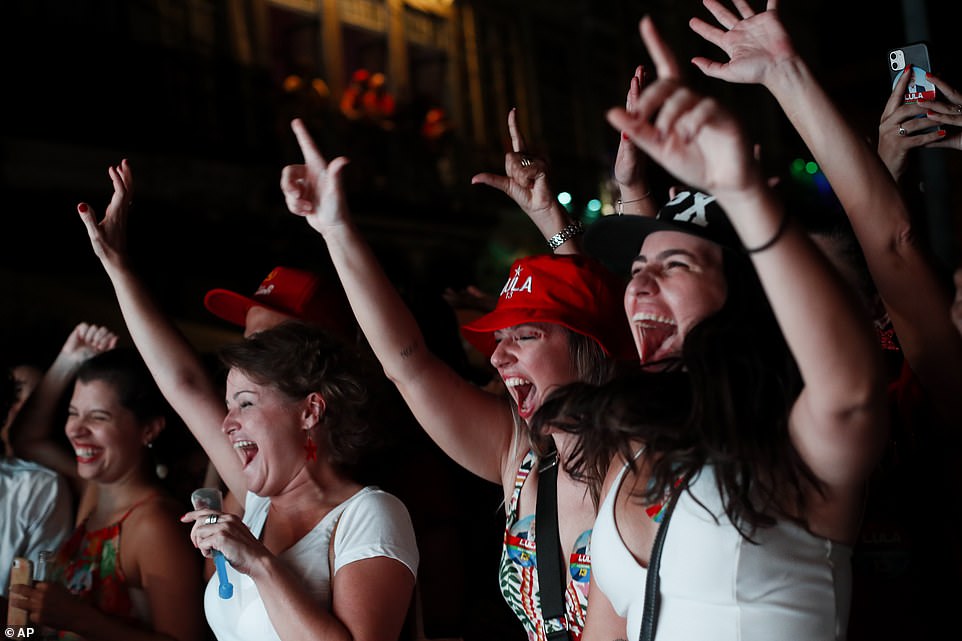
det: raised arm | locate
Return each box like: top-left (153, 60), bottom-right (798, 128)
top-left (470, 108), bottom-right (584, 254)
top-left (281, 119), bottom-right (514, 483)
top-left (75, 159), bottom-right (247, 501)
top-left (10, 323), bottom-right (117, 484)
top-left (610, 15), bottom-right (887, 526)
top-left (689, 0), bottom-right (962, 426)
top-left (612, 65), bottom-right (661, 217)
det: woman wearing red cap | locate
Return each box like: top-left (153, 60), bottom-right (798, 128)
top-left (529, 14), bottom-right (889, 641)
top-left (280, 120), bottom-right (634, 641)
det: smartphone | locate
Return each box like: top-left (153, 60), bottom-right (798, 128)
top-left (888, 42), bottom-right (942, 135)
top-left (6, 556), bottom-right (32, 626)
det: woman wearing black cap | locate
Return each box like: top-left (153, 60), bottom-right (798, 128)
top-left (531, 14), bottom-right (889, 641)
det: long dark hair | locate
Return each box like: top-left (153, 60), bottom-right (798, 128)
top-left (526, 327), bottom-right (623, 459)
top-left (532, 249), bottom-right (819, 539)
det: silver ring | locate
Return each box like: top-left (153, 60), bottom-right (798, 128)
top-left (897, 125), bottom-right (907, 137)
top-left (519, 156), bottom-right (533, 167)
top-left (205, 514), bottom-right (219, 525)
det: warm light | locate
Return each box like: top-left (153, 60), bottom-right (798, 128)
top-left (282, 74), bottom-right (304, 93)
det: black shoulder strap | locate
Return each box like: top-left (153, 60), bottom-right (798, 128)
top-left (536, 451), bottom-right (570, 641)
top-left (638, 481), bottom-right (685, 641)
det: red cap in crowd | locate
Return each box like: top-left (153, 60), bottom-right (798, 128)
top-left (460, 253), bottom-right (634, 360)
top-left (204, 266), bottom-right (355, 340)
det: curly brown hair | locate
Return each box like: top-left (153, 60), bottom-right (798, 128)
top-left (218, 320), bottom-right (391, 481)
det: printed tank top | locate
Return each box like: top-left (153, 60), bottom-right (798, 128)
top-left (52, 494), bottom-right (156, 640)
top-left (499, 450), bottom-right (591, 641)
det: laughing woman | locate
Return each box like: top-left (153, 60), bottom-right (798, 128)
top-left (9, 324), bottom-right (206, 641)
top-left (278, 116), bottom-right (635, 641)
top-left (74, 164), bottom-right (418, 641)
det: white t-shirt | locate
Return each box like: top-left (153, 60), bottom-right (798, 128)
top-left (0, 458), bottom-right (73, 596)
top-left (592, 463), bottom-right (853, 641)
top-left (205, 486), bottom-right (418, 641)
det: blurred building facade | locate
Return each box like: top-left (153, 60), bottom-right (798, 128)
top-left (0, 0), bottom-right (957, 347)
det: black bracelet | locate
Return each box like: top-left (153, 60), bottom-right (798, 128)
top-left (744, 210), bottom-right (790, 254)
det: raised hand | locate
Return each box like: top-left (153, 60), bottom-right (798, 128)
top-left (689, 0), bottom-right (793, 85)
top-left (917, 71), bottom-right (962, 150)
top-left (60, 322), bottom-right (119, 364)
top-left (877, 64), bottom-right (947, 180)
top-left (613, 65), bottom-right (658, 215)
top-left (607, 16), bottom-right (758, 199)
top-left (76, 159), bottom-right (134, 270)
top-left (280, 118), bottom-right (351, 236)
top-left (613, 65), bottom-right (647, 188)
top-left (471, 108), bottom-right (559, 224)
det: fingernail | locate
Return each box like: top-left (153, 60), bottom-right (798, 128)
top-left (622, 132), bottom-right (629, 140)
top-left (938, 129), bottom-right (947, 137)
top-left (927, 109), bottom-right (936, 115)
top-left (925, 72), bottom-right (933, 79)
top-left (78, 203), bottom-right (88, 213)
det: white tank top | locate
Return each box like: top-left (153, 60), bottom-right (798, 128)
top-left (592, 460), bottom-right (853, 641)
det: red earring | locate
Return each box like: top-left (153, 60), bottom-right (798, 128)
top-left (304, 433), bottom-right (318, 462)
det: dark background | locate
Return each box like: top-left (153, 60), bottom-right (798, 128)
top-left (2, 0), bottom-right (960, 364)
top-left (1, 3), bottom-right (960, 641)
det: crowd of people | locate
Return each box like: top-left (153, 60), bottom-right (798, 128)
top-left (3, 1), bottom-right (961, 641)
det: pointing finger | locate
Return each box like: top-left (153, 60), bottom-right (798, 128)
top-left (291, 118), bottom-right (327, 169)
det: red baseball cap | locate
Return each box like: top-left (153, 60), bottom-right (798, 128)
top-left (204, 266), bottom-right (355, 339)
top-left (460, 254), bottom-right (634, 360)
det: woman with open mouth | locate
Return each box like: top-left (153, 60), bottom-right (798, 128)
top-left (279, 116), bottom-right (635, 641)
top-left (9, 327), bottom-right (207, 641)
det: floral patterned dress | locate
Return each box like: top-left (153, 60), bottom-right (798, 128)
top-left (51, 493), bottom-right (157, 640)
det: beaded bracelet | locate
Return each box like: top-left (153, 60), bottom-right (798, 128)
top-left (745, 210), bottom-right (791, 254)
top-left (546, 220), bottom-right (586, 250)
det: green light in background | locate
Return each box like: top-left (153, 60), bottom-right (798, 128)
top-left (805, 161), bottom-right (819, 175)
top-left (587, 199), bottom-right (601, 212)
top-left (557, 191), bottom-right (572, 206)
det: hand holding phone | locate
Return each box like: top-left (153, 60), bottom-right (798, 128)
top-left (888, 42), bottom-right (943, 136)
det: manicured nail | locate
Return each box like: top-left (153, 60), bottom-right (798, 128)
top-left (938, 129), bottom-right (947, 137)
top-left (78, 203), bottom-right (88, 213)
top-left (622, 132), bottom-right (629, 140)
top-left (927, 109), bottom-right (936, 115)
top-left (925, 72), bottom-right (933, 79)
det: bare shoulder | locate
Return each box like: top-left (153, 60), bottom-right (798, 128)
top-left (124, 494), bottom-right (194, 552)
top-left (121, 493), bottom-right (201, 590)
